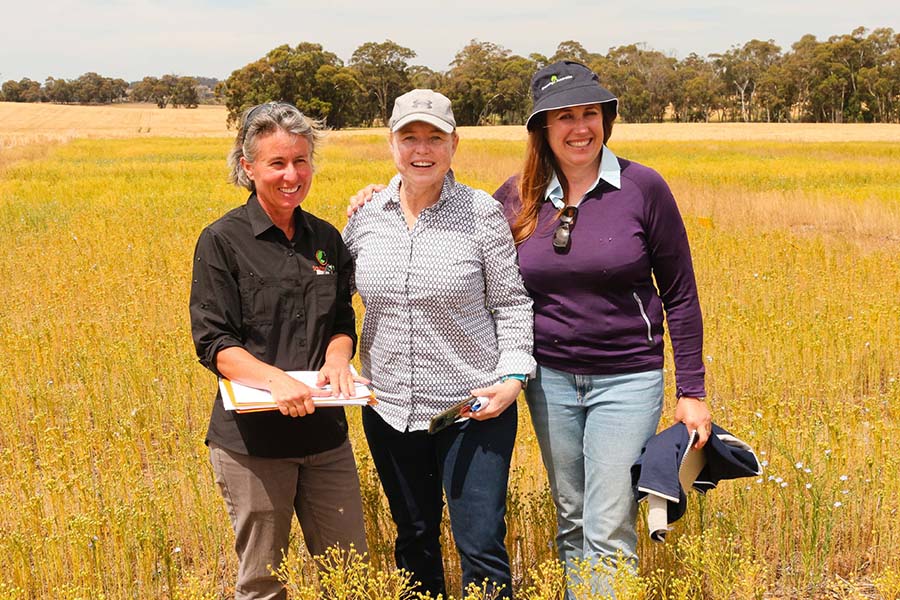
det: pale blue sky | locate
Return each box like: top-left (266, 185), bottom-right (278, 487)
top-left (2, 0), bottom-right (896, 82)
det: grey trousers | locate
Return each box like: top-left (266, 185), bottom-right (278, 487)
top-left (209, 440), bottom-right (368, 600)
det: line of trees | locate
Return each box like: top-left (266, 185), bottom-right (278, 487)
top-left (2, 72), bottom-right (129, 104)
top-left (131, 75), bottom-right (201, 108)
top-left (4, 26), bottom-right (898, 124)
top-left (0, 73), bottom-right (216, 107)
top-left (217, 27), bottom-right (900, 127)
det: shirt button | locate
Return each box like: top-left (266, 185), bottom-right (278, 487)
top-left (287, 251), bottom-right (295, 257)
top-left (295, 313), bottom-right (302, 319)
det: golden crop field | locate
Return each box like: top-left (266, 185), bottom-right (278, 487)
top-left (1, 103), bottom-right (899, 599)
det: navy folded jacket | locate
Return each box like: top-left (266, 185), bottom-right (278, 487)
top-left (631, 422), bottom-right (762, 541)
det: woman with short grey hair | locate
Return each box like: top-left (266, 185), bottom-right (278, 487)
top-left (227, 102), bottom-right (323, 189)
top-left (190, 101), bottom-right (367, 600)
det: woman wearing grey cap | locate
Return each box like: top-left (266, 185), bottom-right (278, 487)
top-left (342, 89), bottom-right (535, 599)
top-left (493, 61), bottom-right (712, 598)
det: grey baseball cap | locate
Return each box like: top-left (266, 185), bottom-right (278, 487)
top-left (389, 89), bottom-right (456, 133)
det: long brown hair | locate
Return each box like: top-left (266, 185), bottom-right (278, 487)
top-left (511, 104), bottom-right (617, 245)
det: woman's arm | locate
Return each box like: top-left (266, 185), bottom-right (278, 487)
top-left (190, 227), bottom-right (244, 377)
top-left (316, 333), bottom-right (370, 399)
top-left (643, 172), bottom-right (711, 447)
top-left (216, 346), bottom-right (327, 417)
top-left (189, 227), bottom-right (328, 418)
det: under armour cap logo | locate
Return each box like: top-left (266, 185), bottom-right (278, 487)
top-left (412, 99), bottom-right (433, 109)
top-left (541, 74), bottom-right (573, 90)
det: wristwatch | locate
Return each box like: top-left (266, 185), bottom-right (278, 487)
top-left (501, 374), bottom-right (528, 389)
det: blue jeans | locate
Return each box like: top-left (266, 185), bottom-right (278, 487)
top-left (362, 404), bottom-right (516, 599)
top-left (526, 366), bottom-right (663, 599)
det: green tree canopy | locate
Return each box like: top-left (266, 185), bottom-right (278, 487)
top-left (350, 40), bottom-right (416, 126)
top-left (221, 42), bottom-right (361, 128)
top-left (442, 39), bottom-right (535, 126)
top-left (6, 27), bottom-right (900, 124)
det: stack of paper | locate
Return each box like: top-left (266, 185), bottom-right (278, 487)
top-left (219, 370), bottom-right (376, 413)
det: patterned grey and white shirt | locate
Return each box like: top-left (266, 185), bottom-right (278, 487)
top-left (342, 171), bottom-right (535, 432)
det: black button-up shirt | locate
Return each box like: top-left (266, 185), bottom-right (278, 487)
top-left (190, 194), bottom-right (357, 457)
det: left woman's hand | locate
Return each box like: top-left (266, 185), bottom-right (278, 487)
top-left (674, 396), bottom-right (712, 449)
top-left (465, 379), bottom-right (524, 421)
top-left (317, 360), bottom-right (369, 398)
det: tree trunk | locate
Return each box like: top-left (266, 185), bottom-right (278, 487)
top-left (735, 80), bottom-right (750, 122)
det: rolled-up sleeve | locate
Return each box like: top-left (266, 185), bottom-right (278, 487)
top-left (189, 227), bottom-right (244, 377)
top-left (477, 193), bottom-right (536, 378)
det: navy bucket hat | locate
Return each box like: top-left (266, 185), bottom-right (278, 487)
top-left (525, 60), bottom-right (618, 130)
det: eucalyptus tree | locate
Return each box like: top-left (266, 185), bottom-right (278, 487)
top-left (349, 40), bottom-right (416, 126)
top-left (714, 39), bottom-right (782, 122)
top-left (221, 42), bottom-right (359, 128)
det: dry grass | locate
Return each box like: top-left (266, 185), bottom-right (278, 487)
top-left (461, 122), bottom-right (900, 142)
top-left (0, 102), bottom-right (230, 147)
top-left (3, 102), bottom-right (900, 147)
top-left (1, 125), bottom-right (899, 599)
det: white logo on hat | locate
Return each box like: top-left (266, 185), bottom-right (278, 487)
top-left (541, 74), bottom-right (574, 90)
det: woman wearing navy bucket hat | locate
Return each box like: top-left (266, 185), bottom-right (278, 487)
top-left (492, 60), bottom-right (712, 597)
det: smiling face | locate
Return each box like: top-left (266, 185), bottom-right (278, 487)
top-left (545, 103), bottom-right (605, 175)
top-left (389, 121), bottom-right (458, 191)
top-left (241, 128), bottom-right (313, 221)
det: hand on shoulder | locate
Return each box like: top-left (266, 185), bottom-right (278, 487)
top-left (346, 183), bottom-right (386, 217)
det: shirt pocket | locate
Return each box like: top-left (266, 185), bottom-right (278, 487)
top-left (238, 274), bottom-right (282, 326)
top-left (313, 273), bottom-right (338, 317)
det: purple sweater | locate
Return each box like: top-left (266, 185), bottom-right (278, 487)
top-left (493, 157), bottom-right (705, 398)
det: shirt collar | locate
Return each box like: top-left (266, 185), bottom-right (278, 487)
top-left (545, 145), bottom-right (621, 209)
top-left (385, 169), bottom-right (457, 208)
top-left (247, 193), bottom-right (312, 239)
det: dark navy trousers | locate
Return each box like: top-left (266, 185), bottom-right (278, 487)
top-left (362, 404), bottom-right (517, 599)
